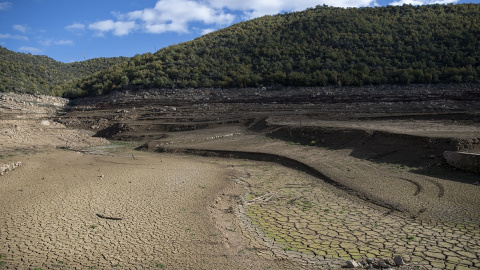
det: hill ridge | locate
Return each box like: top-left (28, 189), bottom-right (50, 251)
top-left (0, 46), bottom-right (127, 95)
top-left (59, 4), bottom-right (480, 98)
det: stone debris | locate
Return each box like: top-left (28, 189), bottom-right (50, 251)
top-left (0, 92), bottom-right (68, 115)
top-left (0, 92), bottom-right (109, 154)
top-left (154, 132), bottom-right (242, 146)
top-left (394, 255), bottom-right (406, 266)
top-left (0, 162), bottom-right (22, 176)
top-left (346, 259), bottom-right (362, 268)
top-left (343, 256), bottom-right (414, 269)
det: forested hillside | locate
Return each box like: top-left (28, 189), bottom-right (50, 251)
top-left (39, 4), bottom-right (480, 97)
top-left (0, 46), bottom-right (127, 95)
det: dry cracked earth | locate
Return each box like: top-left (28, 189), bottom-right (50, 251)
top-left (1, 85), bottom-right (480, 270)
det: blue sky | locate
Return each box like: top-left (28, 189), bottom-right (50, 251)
top-left (0, 0), bottom-right (478, 63)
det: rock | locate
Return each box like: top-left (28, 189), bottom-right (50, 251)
top-left (375, 260), bottom-right (390, 268)
top-left (366, 258), bottom-right (375, 264)
top-left (345, 260), bottom-right (361, 268)
top-left (394, 255), bottom-right (406, 266)
top-left (384, 258), bottom-right (395, 266)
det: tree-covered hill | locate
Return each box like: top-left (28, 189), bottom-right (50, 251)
top-left (0, 46), bottom-right (127, 95)
top-left (60, 4), bottom-right (480, 97)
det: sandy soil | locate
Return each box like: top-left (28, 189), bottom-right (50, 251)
top-left (0, 149), bottom-right (307, 269)
top-left (148, 124), bottom-right (480, 269)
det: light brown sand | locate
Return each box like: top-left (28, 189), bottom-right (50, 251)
top-left (0, 150), bottom-right (303, 269)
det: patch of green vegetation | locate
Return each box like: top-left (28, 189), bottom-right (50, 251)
top-left (301, 200), bottom-right (313, 211)
top-left (89, 224), bottom-right (98, 229)
top-left (156, 263), bottom-right (165, 268)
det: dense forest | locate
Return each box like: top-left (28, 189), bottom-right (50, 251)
top-left (0, 46), bottom-right (127, 95)
top-left (57, 3), bottom-right (480, 98)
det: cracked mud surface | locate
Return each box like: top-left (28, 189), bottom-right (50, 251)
top-left (0, 150), bottom-right (306, 269)
top-left (149, 125), bottom-right (480, 269)
top-left (234, 161), bottom-right (480, 269)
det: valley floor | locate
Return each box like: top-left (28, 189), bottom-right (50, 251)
top-left (1, 87), bottom-right (480, 269)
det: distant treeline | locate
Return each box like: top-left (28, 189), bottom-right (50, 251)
top-left (0, 46), bottom-right (127, 95)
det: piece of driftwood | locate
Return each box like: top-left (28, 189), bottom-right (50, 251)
top-left (96, 213), bottom-right (123, 220)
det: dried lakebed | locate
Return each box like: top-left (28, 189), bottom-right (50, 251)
top-left (0, 145), bottom-right (479, 269)
top-left (2, 87), bottom-right (480, 269)
top-left (0, 150), bottom-right (302, 269)
top-left (232, 160), bottom-right (480, 269)
top-left (147, 125), bottom-right (480, 270)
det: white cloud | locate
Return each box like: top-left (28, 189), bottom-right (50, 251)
top-left (39, 38), bottom-right (52, 46)
top-left (0, 2), bottom-right (12, 11)
top-left (89, 20), bottom-right (137, 36)
top-left (389, 0), bottom-right (457, 5)
top-left (207, 0), bottom-right (374, 19)
top-left (18, 46), bottom-right (43, 54)
top-left (123, 0), bottom-right (235, 34)
top-left (40, 38), bottom-right (74, 46)
top-left (87, 0), bottom-right (237, 36)
top-left (13, 24), bottom-right (27, 33)
top-left (201, 28), bottom-right (216, 35)
top-left (54, 39), bottom-right (74, 45)
top-left (0, 33), bottom-right (28, 41)
top-left (66, 23), bottom-right (85, 31)
top-left (93, 0), bottom-right (374, 37)
top-left (91, 0), bottom-right (466, 37)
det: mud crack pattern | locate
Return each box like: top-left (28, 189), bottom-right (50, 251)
top-left (235, 161), bottom-right (480, 269)
top-left (0, 151), bottom-right (296, 269)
